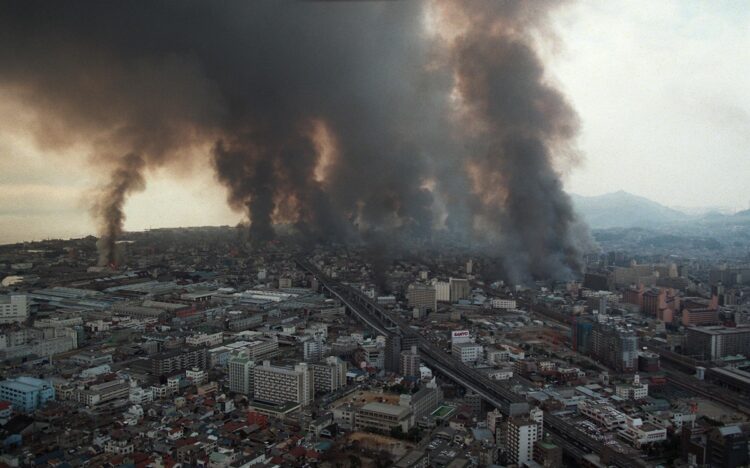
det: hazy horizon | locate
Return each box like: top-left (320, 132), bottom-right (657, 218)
top-left (2, 188), bottom-right (747, 246)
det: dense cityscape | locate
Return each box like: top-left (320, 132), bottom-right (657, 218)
top-left (2, 1), bottom-right (748, 467)
top-left (0, 221), bottom-right (748, 467)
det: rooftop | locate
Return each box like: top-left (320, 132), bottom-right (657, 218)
top-left (360, 402), bottom-right (410, 418)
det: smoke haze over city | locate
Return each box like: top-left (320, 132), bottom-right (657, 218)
top-left (1, 1), bottom-right (748, 281)
top-left (0, 0), bottom-right (590, 280)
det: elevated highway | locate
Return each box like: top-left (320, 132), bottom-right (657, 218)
top-left (297, 258), bottom-right (644, 467)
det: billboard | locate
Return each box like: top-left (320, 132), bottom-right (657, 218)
top-left (451, 330), bottom-right (470, 344)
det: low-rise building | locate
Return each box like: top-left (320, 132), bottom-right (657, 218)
top-left (186, 332), bottom-right (223, 347)
top-left (619, 420), bottom-right (667, 448)
top-left (452, 341), bottom-right (483, 363)
top-left (75, 379), bottom-right (130, 406)
top-left (615, 374), bottom-right (649, 400)
top-left (400, 384), bottom-right (442, 421)
top-left (355, 402), bottom-right (413, 433)
top-left (491, 298), bottom-right (517, 310)
top-left (0, 377), bottom-right (55, 413)
top-left (578, 400), bottom-right (627, 430)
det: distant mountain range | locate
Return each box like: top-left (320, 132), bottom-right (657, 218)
top-left (570, 191), bottom-right (750, 229)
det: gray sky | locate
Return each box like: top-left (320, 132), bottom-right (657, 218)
top-left (553, 0), bottom-right (750, 211)
top-left (1, 0), bottom-right (748, 244)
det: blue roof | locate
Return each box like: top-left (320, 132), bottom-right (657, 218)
top-left (1, 377), bottom-right (51, 392)
top-left (316, 440), bottom-right (333, 451)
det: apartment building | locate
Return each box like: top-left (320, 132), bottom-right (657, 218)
top-left (147, 347), bottom-right (207, 376)
top-left (309, 356), bottom-right (347, 394)
top-left (253, 361), bottom-right (313, 406)
top-left (0, 295), bottom-right (28, 324)
top-left (506, 415), bottom-right (540, 465)
top-left (228, 353), bottom-right (255, 395)
top-left (75, 379), bottom-right (130, 406)
top-left (407, 284), bottom-right (437, 312)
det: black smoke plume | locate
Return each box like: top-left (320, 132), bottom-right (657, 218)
top-left (439, 1), bottom-right (585, 280)
top-left (0, 0), bottom-right (589, 281)
top-left (93, 153), bottom-right (145, 266)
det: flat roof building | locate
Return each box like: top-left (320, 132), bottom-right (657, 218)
top-left (685, 326), bottom-right (750, 361)
top-left (355, 402), bottom-right (413, 434)
top-left (0, 377), bottom-right (55, 413)
top-left (253, 361), bottom-right (313, 406)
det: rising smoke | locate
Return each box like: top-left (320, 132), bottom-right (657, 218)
top-left (92, 153), bottom-right (146, 266)
top-left (0, 0), bottom-right (589, 280)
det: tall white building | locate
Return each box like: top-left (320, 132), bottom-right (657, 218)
top-left (253, 361), bottom-right (313, 406)
top-left (506, 412), bottom-right (542, 465)
top-left (0, 295), bottom-right (28, 324)
top-left (530, 407), bottom-right (544, 435)
top-left (433, 280), bottom-right (450, 302)
top-left (228, 353), bottom-right (255, 396)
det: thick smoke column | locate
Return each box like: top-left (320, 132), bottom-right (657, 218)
top-left (0, 4), bottom-right (222, 264)
top-left (0, 0), bottom-right (589, 280)
top-left (93, 153), bottom-right (146, 266)
top-left (435, 1), bottom-right (583, 280)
